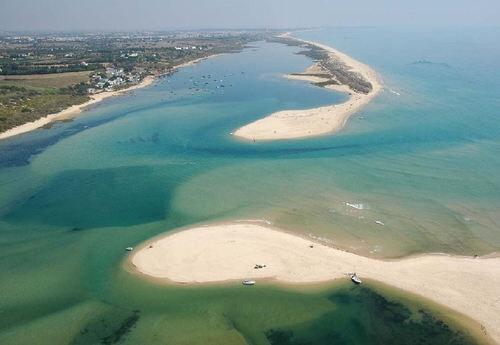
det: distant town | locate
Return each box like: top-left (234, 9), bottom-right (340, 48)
top-left (0, 30), bottom-right (271, 132)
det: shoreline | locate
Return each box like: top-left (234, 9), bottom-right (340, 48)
top-left (0, 76), bottom-right (154, 140)
top-left (0, 54), bottom-right (220, 141)
top-left (129, 222), bottom-right (500, 344)
top-left (233, 35), bottom-right (382, 141)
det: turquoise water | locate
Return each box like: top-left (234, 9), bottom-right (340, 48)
top-left (0, 28), bottom-right (499, 344)
top-left (293, 27), bottom-right (500, 256)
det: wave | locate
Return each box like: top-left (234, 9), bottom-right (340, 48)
top-left (344, 202), bottom-right (369, 210)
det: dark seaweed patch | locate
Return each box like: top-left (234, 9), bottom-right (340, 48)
top-left (265, 328), bottom-right (343, 345)
top-left (100, 310), bottom-right (140, 344)
top-left (265, 287), bottom-right (476, 345)
top-left (6, 165), bottom-right (172, 228)
top-left (71, 309), bottom-right (140, 345)
top-left (265, 329), bottom-right (299, 345)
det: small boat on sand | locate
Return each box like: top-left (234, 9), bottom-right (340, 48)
top-left (350, 273), bottom-right (362, 284)
top-left (242, 280), bottom-right (256, 286)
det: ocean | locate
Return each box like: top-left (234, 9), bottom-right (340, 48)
top-left (0, 27), bottom-right (498, 344)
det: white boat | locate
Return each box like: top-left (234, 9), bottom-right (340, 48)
top-left (125, 247), bottom-right (134, 251)
top-left (242, 280), bottom-right (256, 286)
top-left (350, 273), bottom-right (362, 284)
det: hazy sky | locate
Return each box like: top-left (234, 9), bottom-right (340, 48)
top-left (1, 0), bottom-right (499, 31)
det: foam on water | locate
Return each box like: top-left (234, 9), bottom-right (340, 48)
top-left (344, 202), bottom-right (369, 210)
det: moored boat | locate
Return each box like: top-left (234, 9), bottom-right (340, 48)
top-left (350, 273), bottom-right (362, 284)
top-left (242, 279), bottom-right (256, 286)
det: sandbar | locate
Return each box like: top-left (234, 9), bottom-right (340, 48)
top-left (131, 222), bottom-right (500, 343)
top-left (233, 35), bottom-right (382, 140)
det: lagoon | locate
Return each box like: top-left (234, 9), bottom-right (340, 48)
top-left (1, 28), bottom-right (499, 344)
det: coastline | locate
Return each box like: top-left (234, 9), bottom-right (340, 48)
top-left (233, 35), bottom-right (382, 141)
top-left (129, 222), bottom-right (500, 344)
top-left (0, 76), bottom-right (154, 140)
top-left (0, 54), bottom-right (220, 141)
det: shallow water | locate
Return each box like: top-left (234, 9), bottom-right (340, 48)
top-left (0, 28), bottom-right (498, 344)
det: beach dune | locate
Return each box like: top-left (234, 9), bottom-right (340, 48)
top-left (131, 222), bottom-right (500, 343)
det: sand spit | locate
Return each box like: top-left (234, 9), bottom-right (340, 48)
top-left (234, 35), bottom-right (382, 141)
top-left (131, 223), bottom-right (500, 343)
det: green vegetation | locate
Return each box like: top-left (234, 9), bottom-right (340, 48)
top-left (0, 71), bottom-right (91, 88)
top-left (0, 78), bottom-right (89, 132)
top-left (270, 36), bottom-right (373, 94)
top-left (0, 31), bottom-right (267, 133)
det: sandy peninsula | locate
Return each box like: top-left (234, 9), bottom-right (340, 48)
top-left (233, 35), bottom-right (382, 141)
top-left (131, 222), bottom-right (500, 343)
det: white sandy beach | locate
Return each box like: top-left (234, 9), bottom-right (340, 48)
top-left (131, 222), bottom-right (500, 343)
top-left (234, 36), bottom-right (382, 141)
top-left (172, 54), bottom-right (221, 71)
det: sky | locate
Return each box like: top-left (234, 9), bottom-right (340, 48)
top-left (1, 0), bottom-right (499, 31)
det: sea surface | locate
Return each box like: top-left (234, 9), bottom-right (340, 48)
top-left (1, 28), bottom-right (499, 344)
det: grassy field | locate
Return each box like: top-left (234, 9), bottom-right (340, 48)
top-left (0, 31), bottom-right (262, 135)
top-left (0, 71), bottom-right (91, 89)
top-left (0, 72), bottom-right (91, 133)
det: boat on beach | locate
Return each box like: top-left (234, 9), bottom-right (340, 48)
top-left (242, 280), bottom-right (256, 286)
top-left (350, 273), bottom-right (362, 284)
